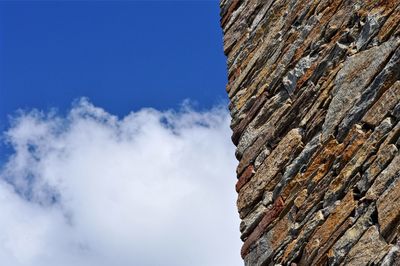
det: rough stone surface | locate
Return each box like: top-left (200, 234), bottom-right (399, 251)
top-left (341, 225), bottom-right (391, 266)
top-left (220, 0), bottom-right (400, 264)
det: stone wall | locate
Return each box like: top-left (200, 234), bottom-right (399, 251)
top-left (220, 0), bottom-right (400, 265)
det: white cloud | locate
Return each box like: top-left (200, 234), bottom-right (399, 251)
top-left (0, 98), bottom-right (241, 266)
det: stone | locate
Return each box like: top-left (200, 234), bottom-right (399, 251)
top-left (366, 154), bottom-right (400, 201)
top-left (322, 38), bottom-right (399, 140)
top-left (311, 217), bottom-right (354, 265)
top-left (237, 128), bottom-right (303, 218)
top-left (282, 211), bottom-right (324, 264)
top-left (377, 173), bottom-right (400, 239)
top-left (323, 119), bottom-right (392, 206)
top-left (328, 204), bottom-right (376, 265)
top-left (272, 133), bottom-right (321, 201)
top-left (356, 11), bottom-right (387, 50)
top-left (299, 191), bottom-right (357, 265)
top-left (336, 45), bottom-right (400, 140)
top-left (240, 202), bottom-right (266, 241)
top-left (220, 0), bottom-right (400, 264)
top-left (362, 81), bottom-right (400, 126)
top-left (241, 197), bottom-right (284, 258)
top-left (356, 144), bottom-right (398, 194)
top-left (380, 246), bottom-right (400, 266)
top-left (235, 164), bottom-right (255, 192)
top-left (341, 225), bottom-right (390, 266)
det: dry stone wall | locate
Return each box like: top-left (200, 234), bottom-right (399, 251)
top-left (220, 0), bottom-right (400, 265)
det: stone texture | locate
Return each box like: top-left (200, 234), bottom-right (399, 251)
top-left (362, 81), bottom-right (400, 127)
top-left (377, 172), bottom-right (400, 239)
top-left (220, 0), bottom-right (400, 264)
top-left (237, 128), bottom-right (302, 218)
top-left (322, 38), bottom-right (399, 140)
top-left (328, 203), bottom-right (376, 265)
top-left (300, 191), bottom-right (357, 265)
top-left (366, 154), bottom-right (400, 201)
top-left (341, 225), bottom-right (390, 266)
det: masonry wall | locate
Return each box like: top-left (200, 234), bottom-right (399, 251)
top-left (220, 0), bottom-right (400, 265)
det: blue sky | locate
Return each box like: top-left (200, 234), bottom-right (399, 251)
top-left (0, 1), bottom-right (227, 123)
top-left (0, 0), bottom-right (228, 162)
top-left (0, 2), bottom-right (241, 265)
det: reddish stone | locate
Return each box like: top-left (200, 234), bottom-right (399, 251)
top-left (241, 197), bottom-right (285, 258)
top-left (236, 164), bottom-right (255, 192)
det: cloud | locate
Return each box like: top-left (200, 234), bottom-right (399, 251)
top-left (0, 98), bottom-right (241, 266)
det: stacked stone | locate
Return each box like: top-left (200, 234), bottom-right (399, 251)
top-left (220, 0), bottom-right (400, 265)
